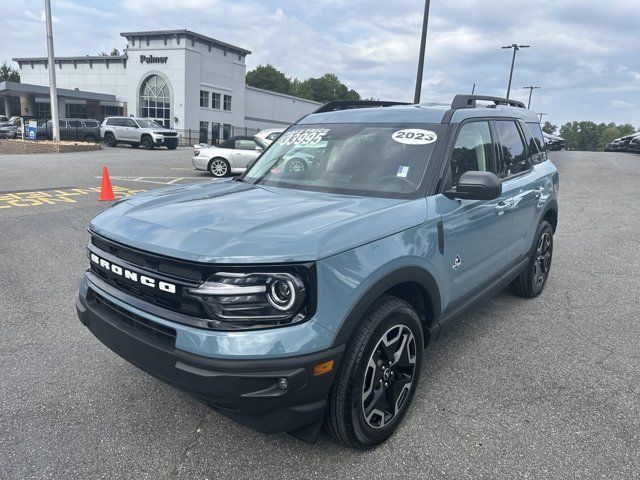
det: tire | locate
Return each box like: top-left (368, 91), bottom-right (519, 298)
top-left (104, 133), bottom-right (116, 147)
top-left (141, 136), bottom-right (154, 150)
top-left (286, 157), bottom-right (307, 173)
top-left (510, 220), bottom-right (554, 298)
top-left (326, 296), bottom-right (424, 448)
top-left (208, 157), bottom-right (230, 177)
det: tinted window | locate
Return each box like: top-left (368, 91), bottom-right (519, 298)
top-left (526, 122), bottom-right (547, 164)
top-left (235, 139), bottom-right (258, 150)
top-left (124, 119), bottom-right (138, 128)
top-left (106, 118), bottom-right (118, 126)
top-left (84, 120), bottom-right (99, 127)
top-left (67, 120), bottom-right (82, 128)
top-left (219, 138), bottom-right (234, 149)
top-left (450, 121), bottom-right (496, 187)
top-left (494, 121), bottom-right (528, 177)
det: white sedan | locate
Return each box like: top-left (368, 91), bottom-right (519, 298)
top-left (192, 136), bottom-right (267, 177)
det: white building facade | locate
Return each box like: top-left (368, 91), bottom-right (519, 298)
top-left (10, 29), bottom-right (320, 142)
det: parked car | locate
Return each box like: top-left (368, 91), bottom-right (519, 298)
top-left (542, 132), bottom-right (566, 151)
top-left (192, 135), bottom-right (267, 177)
top-left (100, 117), bottom-right (179, 150)
top-left (615, 133), bottom-right (640, 152)
top-left (37, 118), bottom-right (101, 142)
top-left (255, 128), bottom-right (285, 144)
top-left (0, 123), bottom-right (19, 139)
top-left (77, 95), bottom-right (558, 448)
top-left (0, 115), bottom-right (7, 123)
top-left (628, 135), bottom-right (640, 153)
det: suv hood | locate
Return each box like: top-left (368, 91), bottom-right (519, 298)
top-left (90, 179), bottom-right (427, 263)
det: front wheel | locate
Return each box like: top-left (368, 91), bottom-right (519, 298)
top-left (510, 220), bottom-right (554, 297)
top-left (326, 296), bottom-right (423, 448)
top-left (141, 136), bottom-right (154, 150)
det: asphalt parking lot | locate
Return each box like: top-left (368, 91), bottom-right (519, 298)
top-left (0, 147), bottom-right (638, 479)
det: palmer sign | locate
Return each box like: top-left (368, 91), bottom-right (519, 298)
top-left (140, 55), bottom-right (168, 64)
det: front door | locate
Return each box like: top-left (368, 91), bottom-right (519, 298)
top-left (232, 138), bottom-right (262, 169)
top-left (438, 120), bottom-right (516, 313)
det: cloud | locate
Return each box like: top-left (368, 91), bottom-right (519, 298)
top-left (0, 0), bottom-right (638, 127)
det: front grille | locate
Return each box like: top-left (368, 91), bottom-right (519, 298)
top-left (162, 132), bottom-right (178, 137)
top-left (90, 289), bottom-right (176, 351)
top-left (89, 234), bottom-right (211, 318)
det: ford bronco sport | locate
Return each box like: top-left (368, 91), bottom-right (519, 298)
top-left (77, 95), bottom-right (559, 448)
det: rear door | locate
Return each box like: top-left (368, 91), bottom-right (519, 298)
top-left (493, 120), bottom-right (539, 261)
top-left (438, 120), bottom-right (516, 311)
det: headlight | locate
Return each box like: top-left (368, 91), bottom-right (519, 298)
top-left (153, 131), bottom-right (164, 135)
top-left (187, 269), bottom-right (312, 329)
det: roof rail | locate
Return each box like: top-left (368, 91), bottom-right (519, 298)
top-left (451, 95), bottom-right (526, 110)
top-left (312, 100), bottom-right (411, 114)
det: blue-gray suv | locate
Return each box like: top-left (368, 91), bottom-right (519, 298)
top-left (76, 95), bottom-right (559, 448)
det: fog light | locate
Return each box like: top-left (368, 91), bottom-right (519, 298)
top-left (278, 377), bottom-right (288, 390)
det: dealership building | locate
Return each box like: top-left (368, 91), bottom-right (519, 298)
top-left (1, 29), bottom-right (320, 141)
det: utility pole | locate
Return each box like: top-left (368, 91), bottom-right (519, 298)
top-left (522, 85), bottom-right (541, 109)
top-left (44, 0), bottom-right (60, 141)
top-left (501, 44), bottom-right (529, 99)
top-left (538, 113), bottom-right (547, 123)
top-left (471, 83), bottom-right (476, 95)
top-left (413, 0), bottom-right (431, 104)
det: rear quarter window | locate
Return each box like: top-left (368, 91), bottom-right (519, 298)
top-left (526, 122), bottom-right (547, 164)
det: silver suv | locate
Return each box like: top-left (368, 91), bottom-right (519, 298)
top-left (100, 117), bottom-right (179, 150)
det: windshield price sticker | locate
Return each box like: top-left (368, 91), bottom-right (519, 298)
top-left (391, 129), bottom-right (437, 145)
top-left (279, 128), bottom-right (330, 146)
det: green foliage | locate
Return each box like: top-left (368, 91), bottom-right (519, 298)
top-left (558, 121), bottom-right (638, 151)
top-left (246, 64), bottom-right (291, 95)
top-left (246, 66), bottom-right (360, 103)
top-left (0, 61), bottom-right (20, 82)
top-left (541, 121), bottom-right (557, 134)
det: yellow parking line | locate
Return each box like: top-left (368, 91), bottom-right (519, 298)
top-left (0, 186), bottom-right (145, 210)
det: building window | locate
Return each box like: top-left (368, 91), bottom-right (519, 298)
top-left (222, 124), bottom-right (232, 139)
top-left (212, 92), bottom-right (221, 110)
top-left (140, 74), bottom-right (171, 127)
top-left (199, 121), bottom-right (209, 144)
top-left (66, 103), bottom-right (87, 118)
top-left (100, 105), bottom-right (124, 121)
top-left (35, 102), bottom-right (51, 119)
top-left (223, 95), bottom-right (232, 111)
top-left (200, 90), bottom-right (209, 108)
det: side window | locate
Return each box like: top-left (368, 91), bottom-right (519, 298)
top-left (235, 139), bottom-right (258, 150)
top-left (106, 118), bottom-right (116, 126)
top-left (219, 138), bottom-right (234, 149)
top-left (125, 119), bottom-right (138, 128)
top-left (67, 120), bottom-right (82, 128)
top-left (494, 121), bottom-right (528, 178)
top-left (526, 122), bottom-right (547, 164)
top-left (450, 121), bottom-right (496, 187)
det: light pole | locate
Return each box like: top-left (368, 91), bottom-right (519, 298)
top-left (44, 0), bottom-right (60, 141)
top-left (538, 113), bottom-right (547, 123)
top-left (501, 44), bottom-right (529, 99)
top-left (413, 0), bottom-right (431, 104)
top-left (522, 86), bottom-right (541, 109)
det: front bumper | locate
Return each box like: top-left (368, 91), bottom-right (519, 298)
top-left (153, 135), bottom-right (179, 147)
top-left (76, 275), bottom-right (343, 434)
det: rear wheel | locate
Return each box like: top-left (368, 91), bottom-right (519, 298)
top-left (510, 220), bottom-right (554, 297)
top-left (209, 157), bottom-right (230, 177)
top-left (104, 133), bottom-right (116, 147)
top-left (326, 296), bottom-right (423, 448)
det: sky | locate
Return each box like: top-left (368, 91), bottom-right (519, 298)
top-left (1, 0), bottom-right (638, 128)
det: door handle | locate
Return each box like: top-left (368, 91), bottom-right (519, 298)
top-left (494, 200), bottom-right (512, 215)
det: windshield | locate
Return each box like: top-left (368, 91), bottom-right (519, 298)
top-left (244, 123), bottom-right (443, 198)
top-left (136, 119), bottom-right (163, 128)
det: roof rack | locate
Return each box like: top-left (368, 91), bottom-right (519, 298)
top-left (450, 95), bottom-right (526, 110)
top-left (312, 100), bottom-right (411, 114)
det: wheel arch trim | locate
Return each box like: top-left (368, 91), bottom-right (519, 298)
top-left (331, 266), bottom-right (442, 347)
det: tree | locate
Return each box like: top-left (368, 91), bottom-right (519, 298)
top-left (559, 121), bottom-right (638, 151)
top-left (299, 74), bottom-right (360, 103)
top-left (110, 48), bottom-right (120, 56)
top-left (617, 124), bottom-right (636, 136)
top-left (542, 121), bottom-right (557, 135)
top-left (246, 64), bottom-right (291, 95)
top-left (0, 61), bottom-right (20, 82)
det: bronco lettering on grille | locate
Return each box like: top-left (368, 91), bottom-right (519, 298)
top-left (90, 253), bottom-right (177, 294)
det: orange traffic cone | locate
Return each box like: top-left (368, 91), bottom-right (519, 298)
top-left (98, 166), bottom-right (116, 201)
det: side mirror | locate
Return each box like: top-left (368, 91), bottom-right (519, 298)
top-left (444, 171), bottom-right (502, 200)
top-left (254, 146), bottom-right (264, 153)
